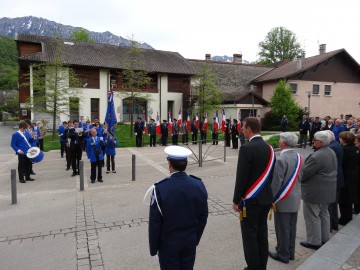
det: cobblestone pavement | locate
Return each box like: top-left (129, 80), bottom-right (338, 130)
top-left (1, 125), bottom-right (359, 269)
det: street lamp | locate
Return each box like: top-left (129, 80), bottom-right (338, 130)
top-left (250, 85), bottom-right (255, 117)
top-left (306, 91), bottom-right (311, 117)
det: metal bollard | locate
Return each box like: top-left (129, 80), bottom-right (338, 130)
top-left (199, 141), bottom-right (202, 167)
top-left (224, 143), bottom-right (226, 162)
top-left (79, 160), bottom-right (84, 191)
top-left (11, 169), bottom-right (17, 204)
top-left (132, 154), bottom-right (136, 181)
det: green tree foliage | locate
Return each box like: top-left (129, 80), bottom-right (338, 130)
top-left (269, 80), bottom-right (301, 122)
top-left (121, 36), bottom-right (151, 137)
top-left (257, 27), bottom-right (302, 64)
top-left (0, 36), bottom-right (18, 90)
top-left (71, 29), bottom-right (94, 43)
top-left (191, 62), bottom-right (223, 116)
top-left (25, 38), bottom-right (82, 140)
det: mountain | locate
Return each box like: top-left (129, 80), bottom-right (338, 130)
top-left (0, 16), bottom-right (153, 49)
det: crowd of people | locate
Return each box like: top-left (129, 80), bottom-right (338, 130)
top-left (57, 118), bottom-right (118, 183)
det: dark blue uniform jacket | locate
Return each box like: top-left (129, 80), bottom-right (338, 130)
top-left (149, 171), bottom-right (208, 256)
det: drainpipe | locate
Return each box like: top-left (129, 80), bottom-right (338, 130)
top-left (159, 75), bottom-right (162, 119)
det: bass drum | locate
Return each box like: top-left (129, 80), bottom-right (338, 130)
top-left (26, 147), bottom-right (44, 163)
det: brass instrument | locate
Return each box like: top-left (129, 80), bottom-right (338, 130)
top-left (75, 128), bottom-right (83, 137)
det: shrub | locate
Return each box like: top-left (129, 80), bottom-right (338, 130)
top-left (266, 135), bottom-right (280, 149)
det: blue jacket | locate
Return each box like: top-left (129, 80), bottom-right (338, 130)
top-left (11, 131), bottom-right (32, 156)
top-left (332, 125), bottom-right (345, 142)
top-left (105, 136), bottom-right (118, 155)
top-left (86, 136), bottom-right (104, 162)
top-left (149, 171), bottom-right (208, 256)
top-left (58, 125), bottom-right (66, 143)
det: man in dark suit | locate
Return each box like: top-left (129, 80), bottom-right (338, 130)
top-left (191, 117), bottom-right (198, 144)
top-left (298, 115), bottom-right (310, 148)
top-left (160, 120), bottom-right (169, 146)
top-left (232, 117), bottom-right (275, 270)
top-left (68, 119), bottom-right (84, 176)
top-left (134, 117), bottom-right (144, 147)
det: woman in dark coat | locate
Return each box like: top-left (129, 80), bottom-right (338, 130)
top-left (338, 131), bottom-right (359, 225)
top-left (353, 135), bottom-right (360, 214)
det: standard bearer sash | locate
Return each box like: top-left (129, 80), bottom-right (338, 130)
top-left (274, 152), bottom-right (302, 204)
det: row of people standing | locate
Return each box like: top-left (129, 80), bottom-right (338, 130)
top-left (58, 119), bottom-right (117, 183)
top-left (145, 116), bottom-right (245, 148)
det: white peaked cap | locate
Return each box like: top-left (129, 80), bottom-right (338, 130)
top-left (164, 146), bottom-right (192, 161)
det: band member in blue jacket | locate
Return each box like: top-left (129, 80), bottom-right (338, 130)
top-left (147, 146), bottom-right (208, 269)
top-left (105, 129), bottom-right (118, 174)
top-left (86, 128), bottom-right (104, 183)
top-left (58, 121), bottom-right (68, 158)
top-left (11, 121), bottom-right (34, 183)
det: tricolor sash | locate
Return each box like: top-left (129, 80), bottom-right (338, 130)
top-left (274, 152), bottom-right (302, 204)
top-left (240, 144), bottom-right (275, 220)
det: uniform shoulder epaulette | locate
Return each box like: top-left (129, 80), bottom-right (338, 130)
top-left (154, 177), bottom-right (171, 186)
top-left (189, 174), bottom-right (202, 181)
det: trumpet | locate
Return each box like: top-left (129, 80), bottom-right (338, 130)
top-left (75, 128), bottom-right (83, 136)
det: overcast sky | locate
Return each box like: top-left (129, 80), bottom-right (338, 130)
top-left (1, 0), bottom-right (360, 63)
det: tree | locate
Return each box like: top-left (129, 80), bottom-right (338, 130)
top-left (0, 36), bottom-right (18, 90)
top-left (269, 80), bottom-right (301, 122)
top-left (24, 37), bottom-right (82, 141)
top-left (257, 27), bottom-right (302, 64)
top-left (121, 36), bottom-right (151, 137)
top-left (71, 29), bottom-right (94, 43)
top-left (191, 62), bottom-right (223, 116)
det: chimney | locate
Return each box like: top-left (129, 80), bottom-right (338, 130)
top-left (301, 51), bottom-right (306, 58)
top-left (319, 44), bottom-right (326, 55)
top-left (296, 55), bottom-right (302, 70)
top-left (205, 54), bottom-right (211, 60)
top-left (233, 53), bottom-right (243, 63)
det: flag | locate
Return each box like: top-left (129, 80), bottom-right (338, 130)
top-left (186, 112), bottom-right (191, 132)
top-left (177, 108), bottom-right (182, 125)
top-left (237, 110), bottom-right (242, 134)
top-left (156, 112), bottom-right (161, 135)
top-left (195, 112), bottom-right (199, 130)
top-left (168, 112), bottom-right (173, 133)
top-left (143, 120), bottom-right (147, 136)
top-left (203, 113), bottom-right (208, 132)
top-left (221, 108), bottom-right (226, 132)
top-left (105, 90), bottom-right (117, 136)
top-left (214, 110), bottom-right (219, 133)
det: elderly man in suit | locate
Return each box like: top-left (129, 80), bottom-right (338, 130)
top-left (233, 117), bottom-right (275, 270)
top-left (300, 131), bottom-right (337, 250)
top-left (268, 132), bottom-right (303, 264)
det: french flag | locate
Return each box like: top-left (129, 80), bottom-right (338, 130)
top-left (195, 112), bottom-right (199, 130)
top-left (186, 112), bottom-right (191, 132)
top-left (221, 108), bottom-right (226, 132)
top-left (156, 112), bottom-right (161, 135)
top-left (178, 108), bottom-right (182, 125)
top-left (214, 110), bottom-right (219, 132)
top-left (237, 110), bottom-right (242, 134)
top-left (168, 112), bottom-right (173, 133)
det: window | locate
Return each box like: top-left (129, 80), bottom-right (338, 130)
top-left (290, 83), bottom-right (298, 95)
top-left (69, 97), bottom-right (79, 120)
top-left (324, 85), bottom-right (332, 96)
top-left (72, 67), bottom-right (100, 89)
top-left (312, 84), bottom-right (320, 95)
top-left (91, 98), bottom-right (100, 121)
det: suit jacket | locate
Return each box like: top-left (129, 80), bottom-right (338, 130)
top-left (149, 172), bottom-right (208, 256)
top-left (86, 136), bottom-right (104, 162)
top-left (233, 136), bottom-right (274, 206)
top-left (11, 131), bottom-right (32, 156)
top-left (328, 140), bottom-right (345, 188)
top-left (58, 125), bottom-right (66, 143)
top-left (299, 120), bottom-right (310, 134)
top-left (300, 146), bottom-right (337, 204)
top-left (271, 149), bottom-right (302, 212)
top-left (134, 122), bottom-right (144, 134)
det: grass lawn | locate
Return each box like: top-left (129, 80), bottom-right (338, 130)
top-left (42, 123), bottom-right (277, 152)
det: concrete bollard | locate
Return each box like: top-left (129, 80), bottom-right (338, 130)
top-left (11, 169), bottom-right (17, 204)
top-left (79, 160), bottom-right (84, 191)
top-left (132, 154), bottom-right (136, 181)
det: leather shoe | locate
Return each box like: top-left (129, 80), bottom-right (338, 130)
top-left (26, 178), bottom-right (35, 181)
top-left (71, 172), bottom-right (77, 177)
top-left (30, 172), bottom-right (36, 175)
top-left (19, 179), bottom-right (26, 183)
top-left (268, 251), bottom-right (289, 264)
top-left (66, 167), bottom-right (70, 171)
top-left (300, 241), bottom-right (321, 250)
top-left (98, 179), bottom-right (103, 182)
